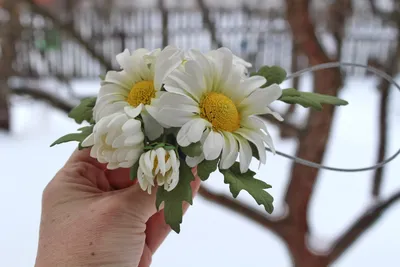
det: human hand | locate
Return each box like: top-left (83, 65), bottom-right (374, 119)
top-left (35, 149), bottom-right (201, 267)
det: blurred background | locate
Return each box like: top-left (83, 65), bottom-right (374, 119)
top-left (1, 0), bottom-right (400, 266)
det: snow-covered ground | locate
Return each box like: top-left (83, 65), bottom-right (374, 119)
top-left (1, 74), bottom-right (399, 267)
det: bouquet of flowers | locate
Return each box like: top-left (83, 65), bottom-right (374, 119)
top-left (51, 46), bottom-right (348, 233)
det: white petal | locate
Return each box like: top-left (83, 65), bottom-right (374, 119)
top-left (156, 148), bottom-right (167, 176)
top-left (81, 133), bottom-right (94, 147)
top-left (119, 161), bottom-right (133, 168)
top-left (142, 109), bottom-right (164, 141)
top-left (168, 150), bottom-right (179, 172)
top-left (187, 118), bottom-right (209, 143)
top-left (125, 134), bottom-right (144, 146)
top-left (98, 83), bottom-right (129, 98)
top-left (177, 119), bottom-right (197, 147)
top-left (154, 51), bottom-right (183, 91)
top-left (107, 113), bottom-right (128, 129)
top-left (140, 153), bottom-right (152, 177)
top-left (265, 107), bottom-right (284, 121)
top-left (203, 131), bottom-right (224, 160)
top-left (112, 134), bottom-right (126, 148)
top-left (104, 70), bottom-right (132, 90)
top-left (107, 162), bottom-right (120, 170)
top-left (124, 104), bottom-right (143, 119)
top-left (184, 60), bottom-right (206, 90)
top-left (137, 167), bottom-right (148, 191)
top-left (235, 136), bottom-right (252, 173)
top-left (220, 132), bottom-right (238, 170)
top-left (239, 76), bottom-right (267, 97)
top-left (96, 102), bottom-right (128, 121)
top-left (186, 154), bottom-right (205, 167)
top-left (216, 48), bottom-right (233, 87)
top-left (168, 70), bottom-right (203, 102)
top-left (159, 92), bottom-right (198, 107)
top-left (236, 128), bottom-right (266, 165)
top-left (157, 107), bottom-right (195, 127)
top-left (122, 118), bottom-right (142, 134)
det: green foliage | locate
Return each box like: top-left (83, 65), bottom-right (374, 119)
top-left (50, 125), bottom-right (93, 149)
top-left (249, 142), bottom-right (260, 161)
top-left (144, 142), bottom-right (176, 151)
top-left (156, 160), bottom-right (195, 233)
top-left (221, 162), bottom-right (274, 213)
top-left (251, 65), bottom-right (287, 88)
top-left (279, 88), bottom-right (349, 111)
top-left (180, 142), bottom-right (203, 157)
top-left (129, 161), bottom-right (140, 181)
top-left (68, 97), bottom-right (97, 124)
top-left (197, 159), bottom-right (219, 181)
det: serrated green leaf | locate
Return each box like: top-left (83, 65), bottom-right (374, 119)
top-left (50, 125), bottom-right (93, 147)
top-left (156, 160), bottom-right (195, 233)
top-left (257, 65), bottom-right (287, 88)
top-left (197, 158), bottom-right (219, 181)
top-left (68, 97), bottom-right (97, 124)
top-left (279, 88), bottom-right (348, 111)
top-left (281, 88), bottom-right (301, 97)
top-left (180, 142), bottom-right (203, 157)
top-left (221, 162), bottom-right (274, 213)
top-left (280, 95), bottom-right (323, 110)
top-left (130, 161), bottom-right (139, 181)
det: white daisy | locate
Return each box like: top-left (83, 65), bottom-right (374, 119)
top-left (183, 49), bottom-right (252, 77)
top-left (93, 46), bottom-right (184, 141)
top-left (81, 112), bottom-right (144, 170)
top-left (137, 147), bottom-right (180, 194)
top-left (156, 47), bottom-right (283, 173)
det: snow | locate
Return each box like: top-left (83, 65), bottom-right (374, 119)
top-left (1, 75), bottom-right (400, 267)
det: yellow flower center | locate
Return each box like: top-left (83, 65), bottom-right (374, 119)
top-left (200, 92), bottom-right (240, 132)
top-left (127, 81), bottom-right (156, 107)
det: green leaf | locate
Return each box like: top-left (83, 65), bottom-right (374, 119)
top-left (130, 161), bottom-right (140, 181)
top-left (156, 160), bottom-right (195, 233)
top-left (68, 97), bottom-right (97, 124)
top-left (221, 162), bottom-right (274, 214)
top-left (50, 125), bottom-right (93, 148)
top-left (256, 65), bottom-right (287, 88)
top-left (180, 142), bottom-right (203, 157)
top-left (249, 142), bottom-right (260, 161)
top-left (197, 159), bottom-right (219, 181)
top-left (279, 89), bottom-right (348, 111)
top-left (99, 74), bottom-right (105, 80)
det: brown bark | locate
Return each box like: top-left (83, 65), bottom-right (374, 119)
top-left (0, 1), bottom-right (23, 131)
top-left (283, 0), bottom-right (342, 265)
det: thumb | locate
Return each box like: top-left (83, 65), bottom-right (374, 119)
top-left (116, 184), bottom-right (158, 223)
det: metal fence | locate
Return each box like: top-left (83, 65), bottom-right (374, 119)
top-left (1, 7), bottom-right (398, 79)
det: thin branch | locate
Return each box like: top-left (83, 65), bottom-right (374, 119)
top-left (196, 0), bottom-right (223, 48)
top-left (11, 87), bottom-right (76, 113)
top-left (24, 0), bottom-right (113, 70)
top-left (327, 190), bottom-right (400, 263)
top-left (198, 186), bottom-right (286, 238)
top-left (158, 0), bottom-right (169, 48)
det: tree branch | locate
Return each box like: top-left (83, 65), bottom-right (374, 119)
top-left (284, 0), bottom-right (343, 232)
top-left (158, 0), bottom-right (169, 48)
top-left (196, 0), bottom-right (223, 48)
top-left (24, 0), bottom-right (113, 70)
top-left (326, 190), bottom-right (400, 263)
top-left (198, 186), bottom-right (286, 239)
top-left (11, 87), bottom-right (76, 113)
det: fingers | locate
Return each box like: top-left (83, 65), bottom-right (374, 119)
top-left (118, 184), bottom-right (159, 222)
top-left (105, 167), bottom-right (137, 190)
top-left (65, 148), bottom-right (106, 171)
top-left (145, 172), bottom-right (201, 253)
